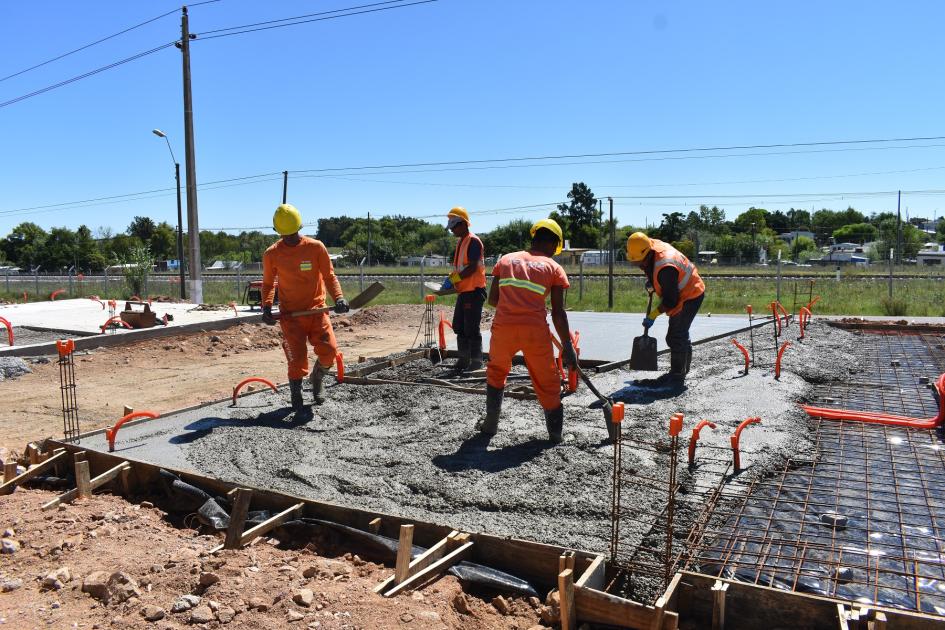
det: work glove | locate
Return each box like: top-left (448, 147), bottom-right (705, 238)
top-left (642, 305), bottom-right (661, 329)
top-left (440, 276), bottom-right (454, 291)
top-left (561, 339), bottom-right (578, 370)
top-left (334, 297), bottom-right (350, 314)
top-left (262, 306), bottom-right (277, 326)
top-left (448, 271), bottom-right (462, 285)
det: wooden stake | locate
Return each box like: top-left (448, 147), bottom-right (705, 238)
top-left (26, 443), bottom-right (39, 465)
top-left (0, 450), bottom-right (66, 495)
top-left (3, 462), bottom-right (17, 483)
top-left (224, 488), bottom-right (253, 550)
top-left (395, 524), bottom-right (414, 583)
top-left (123, 405), bottom-right (134, 417)
top-left (384, 538), bottom-right (473, 597)
top-left (559, 568), bottom-right (576, 630)
top-left (712, 580), bottom-right (729, 630)
top-left (40, 462), bottom-right (130, 510)
top-left (368, 517), bottom-right (382, 534)
top-left (872, 611), bottom-right (887, 630)
top-left (75, 460), bottom-right (92, 499)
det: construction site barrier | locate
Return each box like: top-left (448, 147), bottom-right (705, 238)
top-left (231, 377), bottom-right (278, 405)
top-left (49, 289), bottom-right (65, 301)
top-left (335, 353), bottom-right (345, 383)
top-left (106, 411), bottom-right (159, 452)
top-left (775, 341), bottom-right (791, 380)
top-left (0, 317), bottom-right (13, 346)
top-left (731, 416), bottom-right (761, 472)
top-left (731, 338), bottom-right (749, 374)
top-left (688, 419), bottom-right (717, 466)
top-left (802, 373), bottom-right (945, 429)
top-left (100, 316), bottom-right (133, 333)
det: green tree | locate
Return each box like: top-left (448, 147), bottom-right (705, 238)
top-left (698, 205), bottom-right (726, 230)
top-left (654, 212), bottom-right (686, 242)
top-left (122, 245), bottom-right (154, 296)
top-left (316, 216), bottom-right (357, 247)
top-left (75, 225), bottom-right (106, 272)
top-left (127, 216), bottom-right (156, 242)
top-left (481, 219), bottom-right (532, 256)
top-left (672, 239), bottom-right (696, 260)
top-left (1, 222), bottom-right (47, 269)
top-left (149, 222), bottom-right (177, 261)
top-left (43, 227), bottom-right (78, 271)
top-left (555, 182), bottom-right (599, 247)
top-left (734, 207), bottom-right (770, 231)
top-left (832, 223), bottom-right (879, 244)
top-left (937, 220), bottom-right (945, 244)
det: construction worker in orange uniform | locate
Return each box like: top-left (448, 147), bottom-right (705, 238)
top-left (626, 232), bottom-right (705, 387)
top-left (261, 204), bottom-right (349, 412)
top-left (478, 218), bottom-right (577, 443)
top-left (445, 207), bottom-right (487, 370)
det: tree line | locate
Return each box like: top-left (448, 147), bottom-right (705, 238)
top-left (2, 184), bottom-right (942, 271)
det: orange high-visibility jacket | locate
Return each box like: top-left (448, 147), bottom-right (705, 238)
top-left (262, 236), bottom-right (343, 312)
top-left (650, 239), bottom-right (705, 317)
top-left (452, 232), bottom-right (486, 293)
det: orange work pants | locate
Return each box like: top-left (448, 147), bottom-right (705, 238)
top-left (487, 323), bottom-right (561, 411)
top-left (279, 312), bottom-right (337, 380)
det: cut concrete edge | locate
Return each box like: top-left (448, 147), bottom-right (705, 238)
top-left (0, 312), bottom-right (263, 357)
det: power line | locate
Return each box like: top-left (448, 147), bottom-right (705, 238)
top-left (199, 0), bottom-right (414, 35)
top-left (0, 0), bottom-right (223, 84)
top-left (0, 41), bottom-right (177, 109)
top-left (196, 0), bottom-right (438, 40)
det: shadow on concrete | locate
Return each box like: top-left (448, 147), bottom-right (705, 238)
top-left (169, 406), bottom-right (317, 444)
top-left (609, 380), bottom-right (687, 405)
top-left (431, 434), bottom-right (552, 473)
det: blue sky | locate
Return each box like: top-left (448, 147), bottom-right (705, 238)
top-left (2, 0), bottom-right (945, 237)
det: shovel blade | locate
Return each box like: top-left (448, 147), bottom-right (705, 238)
top-left (629, 334), bottom-right (658, 371)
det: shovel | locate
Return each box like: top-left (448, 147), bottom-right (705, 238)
top-left (572, 363), bottom-right (621, 443)
top-left (275, 282), bottom-right (385, 319)
top-left (628, 291), bottom-right (658, 371)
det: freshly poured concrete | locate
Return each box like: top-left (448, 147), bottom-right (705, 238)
top-left (74, 321), bottom-right (851, 567)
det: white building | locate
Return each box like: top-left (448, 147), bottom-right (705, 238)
top-left (917, 243), bottom-right (945, 266)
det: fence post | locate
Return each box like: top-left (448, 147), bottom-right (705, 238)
top-left (776, 250), bottom-right (782, 302)
top-left (69, 269), bottom-right (74, 295)
top-left (359, 259), bottom-right (364, 293)
top-left (579, 256), bottom-right (584, 301)
top-left (5, 270), bottom-right (9, 293)
top-left (419, 256), bottom-right (425, 301)
top-left (34, 270), bottom-right (39, 295)
top-left (888, 248), bottom-right (894, 300)
top-left (236, 266), bottom-right (242, 304)
top-left (103, 268), bottom-right (108, 294)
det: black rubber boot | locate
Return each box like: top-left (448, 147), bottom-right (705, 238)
top-left (467, 337), bottom-right (483, 372)
top-left (309, 363), bottom-right (326, 405)
top-left (684, 348), bottom-right (693, 375)
top-left (454, 337), bottom-right (470, 371)
top-left (544, 405), bottom-right (564, 444)
top-left (476, 385), bottom-right (503, 435)
top-left (289, 379), bottom-right (304, 411)
top-left (666, 351), bottom-right (688, 386)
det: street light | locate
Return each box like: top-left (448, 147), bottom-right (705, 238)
top-left (152, 129), bottom-right (186, 300)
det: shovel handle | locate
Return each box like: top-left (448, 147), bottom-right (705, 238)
top-left (274, 305), bottom-right (333, 320)
top-left (642, 291), bottom-right (655, 337)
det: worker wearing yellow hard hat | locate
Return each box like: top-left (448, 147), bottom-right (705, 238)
top-left (626, 231), bottom-right (705, 387)
top-left (262, 204), bottom-right (349, 414)
top-left (479, 217), bottom-right (576, 444)
top-left (444, 206), bottom-right (487, 370)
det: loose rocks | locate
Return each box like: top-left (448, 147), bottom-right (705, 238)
top-left (140, 605), bottom-right (165, 622)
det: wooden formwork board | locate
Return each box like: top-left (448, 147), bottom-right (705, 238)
top-left (672, 571), bottom-right (944, 630)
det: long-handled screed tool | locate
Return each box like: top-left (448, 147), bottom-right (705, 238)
top-left (275, 281), bottom-right (385, 319)
top-left (628, 291), bottom-right (658, 371)
top-left (572, 363), bottom-right (623, 443)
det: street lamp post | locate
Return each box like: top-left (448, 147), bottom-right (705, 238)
top-left (152, 129), bottom-right (186, 300)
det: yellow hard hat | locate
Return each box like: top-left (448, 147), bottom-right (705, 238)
top-left (530, 218), bottom-right (564, 255)
top-left (447, 206), bottom-right (470, 228)
top-left (626, 232), bottom-right (652, 262)
top-left (273, 204), bottom-right (302, 236)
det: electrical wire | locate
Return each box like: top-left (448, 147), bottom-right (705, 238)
top-left (0, 42), bottom-right (177, 109)
top-left (196, 0), bottom-right (438, 40)
top-left (199, 0), bottom-right (414, 35)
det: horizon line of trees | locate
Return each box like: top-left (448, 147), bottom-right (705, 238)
top-left (3, 184), bottom-right (943, 271)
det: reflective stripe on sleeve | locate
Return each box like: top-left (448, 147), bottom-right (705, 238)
top-left (498, 277), bottom-right (547, 295)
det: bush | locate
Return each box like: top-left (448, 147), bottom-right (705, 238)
top-left (122, 246), bottom-right (154, 297)
top-left (880, 296), bottom-right (908, 316)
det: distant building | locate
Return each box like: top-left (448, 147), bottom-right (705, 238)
top-left (779, 230), bottom-right (815, 243)
top-left (810, 242), bottom-right (870, 266)
top-left (917, 243), bottom-right (945, 266)
top-left (399, 255), bottom-right (449, 267)
top-left (205, 260), bottom-right (244, 271)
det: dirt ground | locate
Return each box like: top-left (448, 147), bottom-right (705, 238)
top-left (0, 489), bottom-right (546, 629)
top-left (0, 305), bottom-right (428, 452)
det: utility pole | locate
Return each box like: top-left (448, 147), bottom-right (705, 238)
top-left (367, 212), bottom-right (372, 267)
top-left (608, 197), bottom-right (614, 309)
top-left (896, 190), bottom-right (902, 265)
top-left (598, 198), bottom-right (603, 253)
top-left (180, 7), bottom-right (202, 303)
top-left (174, 162), bottom-right (185, 299)
top-left (282, 171), bottom-right (288, 204)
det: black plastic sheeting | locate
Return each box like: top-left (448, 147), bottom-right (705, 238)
top-left (275, 518), bottom-right (540, 599)
top-left (155, 470), bottom-right (539, 598)
top-left (694, 422), bottom-right (945, 616)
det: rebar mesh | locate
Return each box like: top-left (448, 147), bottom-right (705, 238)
top-left (57, 344), bottom-right (80, 442)
top-left (684, 329), bottom-right (945, 615)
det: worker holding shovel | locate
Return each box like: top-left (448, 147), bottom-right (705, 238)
top-left (625, 232), bottom-right (705, 388)
top-left (443, 207), bottom-right (487, 371)
top-left (261, 204), bottom-right (349, 412)
top-left (478, 218), bottom-right (577, 443)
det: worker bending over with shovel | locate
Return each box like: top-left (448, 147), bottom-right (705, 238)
top-left (626, 232), bottom-right (705, 388)
top-left (262, 204), bottom-right (349, 411)
top-left (445, 207), bottom-right (487, 371)
top-left (478, 218), bottom-right (577, 443)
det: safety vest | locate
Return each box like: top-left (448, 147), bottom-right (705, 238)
top-left (650, 239), bottom-right (705, 317)
top-left (452, 232), bottom-right (486, 293)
